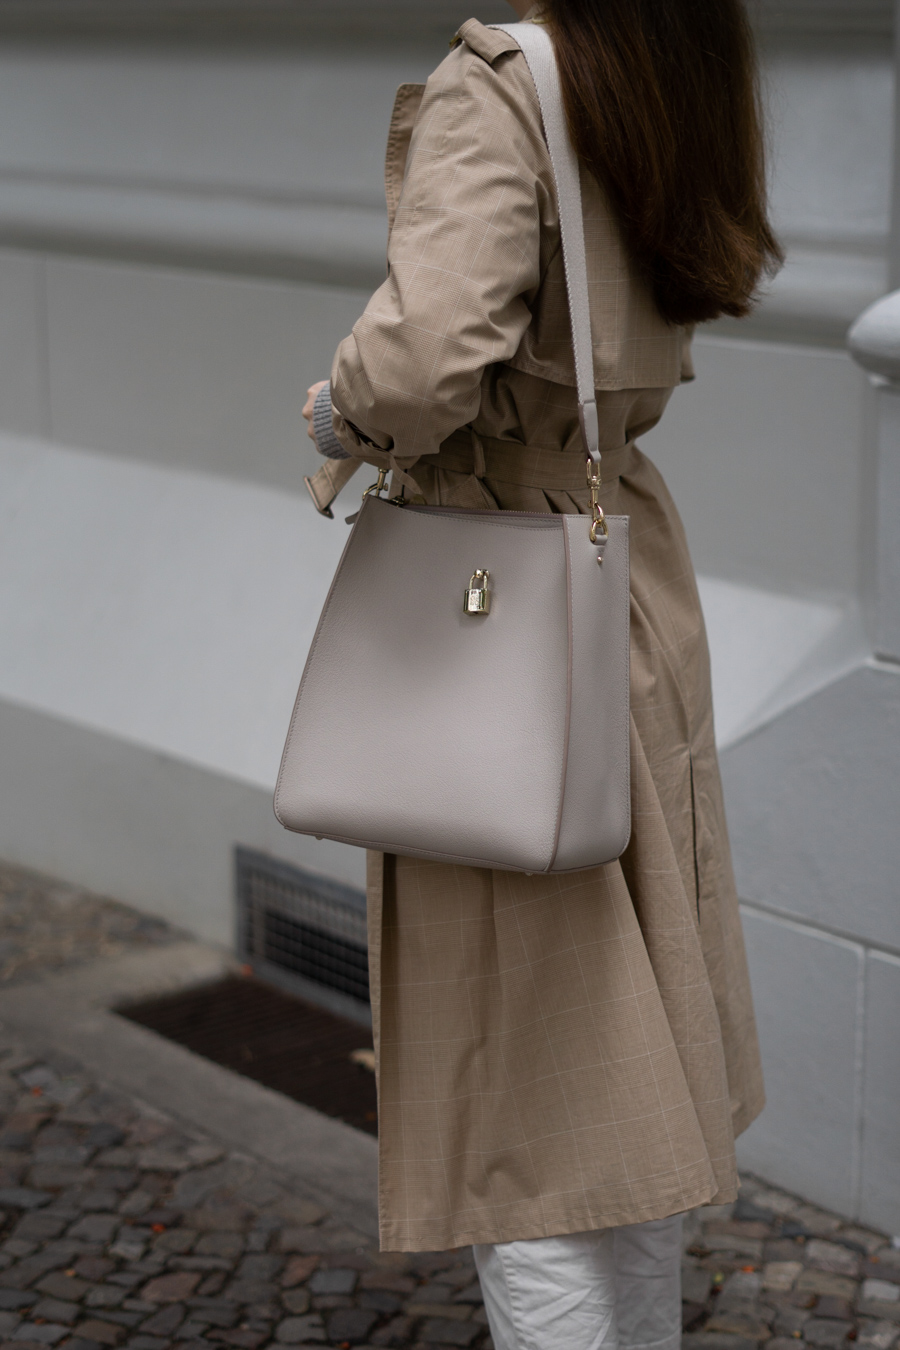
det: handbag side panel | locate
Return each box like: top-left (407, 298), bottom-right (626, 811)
top-left (551, 514), bottom-right (631, 870)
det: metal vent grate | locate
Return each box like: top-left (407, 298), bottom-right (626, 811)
top-left (119, 975), bottom-right (377, 1136)
top-left (235, 848), bottom-right (370, 1026)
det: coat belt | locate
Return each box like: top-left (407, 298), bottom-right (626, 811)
top-left (418, 429), bottom-right (637, 490)
top-left (304, 431), bottom-right (637, 517)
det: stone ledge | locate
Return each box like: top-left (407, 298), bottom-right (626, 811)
top-left (0, 0), bottom-right (511, 43)
top-left (0, 0), bottom-right (888, 41)
top-left (751, 0), bottom-right (893, 38)
top-left (0, 177), bottom-right (388, 291)
top-left (717, 246), bottom-right (889, 349)
top-left (0, 174), bottom-right (888, 344)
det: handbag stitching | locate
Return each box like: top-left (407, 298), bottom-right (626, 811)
top-left (402, 505), bottom-right (578, 525)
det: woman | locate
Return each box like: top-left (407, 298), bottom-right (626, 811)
top-left (302, 1), bottom-right (781, 1346)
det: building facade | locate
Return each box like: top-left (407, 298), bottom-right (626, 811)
top-left (0, 0), bottom-right (896, 1234)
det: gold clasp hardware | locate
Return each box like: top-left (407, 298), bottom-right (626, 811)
top-left (361, 472), bottom-right (417, 508)
top-left (362, 468), bottom-right (388, 502)
top-left (464, 569), bottom-right (491, 615)
top-left (586, 457), bottom-right (608, 559)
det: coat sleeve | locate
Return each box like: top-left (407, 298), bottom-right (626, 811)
top-left (329, 41), bottom-right (555, 465)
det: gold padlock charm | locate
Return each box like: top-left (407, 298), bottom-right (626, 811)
top-left (464, 569), bottom-right (491, 615)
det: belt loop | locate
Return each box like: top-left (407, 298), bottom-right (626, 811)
top-left (470, 428), bottom-right (487, 479)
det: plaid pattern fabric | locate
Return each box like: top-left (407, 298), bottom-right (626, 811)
top-left (331, 20), bottom-right (688, 466)
top-left (329, 20), bottom-right (763, 1252)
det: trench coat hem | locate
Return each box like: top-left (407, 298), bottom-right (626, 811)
top-left (378, 1174), bottom-right (737, 1253)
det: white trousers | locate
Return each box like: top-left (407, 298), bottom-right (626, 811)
top-left (472, 1213), bottom-right (683, 1350)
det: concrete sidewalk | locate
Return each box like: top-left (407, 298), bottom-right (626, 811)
top-left (0, 862), bottom-right (897, 1350)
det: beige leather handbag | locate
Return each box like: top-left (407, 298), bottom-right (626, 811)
top-left (275, 22), bottom-right (630, 874)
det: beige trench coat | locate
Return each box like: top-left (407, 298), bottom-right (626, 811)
top-left (316, 17), bottom-right (764, 1253)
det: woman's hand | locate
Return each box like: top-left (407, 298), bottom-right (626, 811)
top-left (302, 380), bottom-right (329, 444)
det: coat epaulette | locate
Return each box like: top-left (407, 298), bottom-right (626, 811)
top-left (452, 18), bottom-right (522, 65)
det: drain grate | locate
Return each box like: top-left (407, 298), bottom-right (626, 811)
top-left (235, 848), bottom-right (369, 1026)
top-left (119, 974), bottom-right (378, 1135)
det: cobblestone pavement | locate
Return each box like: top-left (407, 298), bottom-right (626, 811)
top-left (0, 864), bottom-right (897, 1350)
top-left (0, 866), bottom-right (176, 987)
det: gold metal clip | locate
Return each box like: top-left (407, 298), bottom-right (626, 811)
top-left (586, 457), bottom-right (608, 561)
top-left (464, 569), bottom-right (491, 615)
top-left (362, 468), bottom-right (388, 502)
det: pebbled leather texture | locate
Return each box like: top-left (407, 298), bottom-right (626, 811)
top-left (274, 495), bottom-right (630, 873)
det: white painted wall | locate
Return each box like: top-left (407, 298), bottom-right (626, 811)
top-left (642, 335), bottom-right (868, 598)
top-left (0, 0), bottom-right (896, 1233)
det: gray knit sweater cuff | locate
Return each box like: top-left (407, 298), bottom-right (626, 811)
top-left (312, 382), bottom-right (352, 460)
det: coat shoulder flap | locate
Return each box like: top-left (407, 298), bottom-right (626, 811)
top-left (453, 18), bottom-right (522, 65)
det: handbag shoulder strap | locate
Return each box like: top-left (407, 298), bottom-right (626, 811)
top-left (491, 21), bottom-right (600, 474)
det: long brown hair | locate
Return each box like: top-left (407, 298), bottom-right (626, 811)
top-left (542, 0), bottom-right (783, 326)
